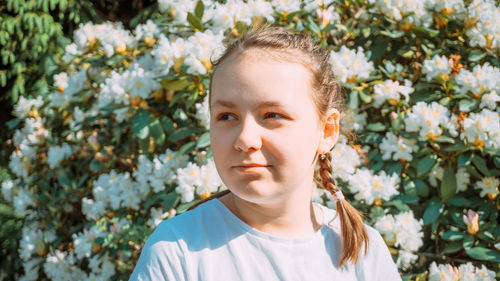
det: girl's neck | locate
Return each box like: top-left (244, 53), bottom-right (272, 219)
top-left (218, 191), bottom-right (324, 238)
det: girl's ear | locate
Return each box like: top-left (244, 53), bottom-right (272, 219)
top-left (317, 108), bottom-right (340, 154)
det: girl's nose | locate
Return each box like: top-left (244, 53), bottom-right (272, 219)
top-left (234, 116), bottom-right (262, 152)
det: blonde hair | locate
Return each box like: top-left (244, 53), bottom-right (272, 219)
top-left (188, 26), bottom-right (369, 268)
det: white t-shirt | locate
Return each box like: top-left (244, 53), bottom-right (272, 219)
top-left (130, 198), bottom-right (402, 281)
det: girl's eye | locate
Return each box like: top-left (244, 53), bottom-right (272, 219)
top-left (217, 113), bottom-right (236, 121)
top-left (264, 112), bottom-right (284, 119)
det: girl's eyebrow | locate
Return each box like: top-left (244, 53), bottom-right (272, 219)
top-left (212, 99), bottom-right (285, 109)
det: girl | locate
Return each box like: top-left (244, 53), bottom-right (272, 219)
top-left (130, 26), bottom-right (401, 281)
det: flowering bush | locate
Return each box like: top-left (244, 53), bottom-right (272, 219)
top-left (2, 0), bottom-right (499, 280)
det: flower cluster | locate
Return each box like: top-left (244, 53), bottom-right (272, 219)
top-left (465, 0), bottom-right (500, 51)
top-left (374, 211), bottom-right (424, 268)
top-left (428, 261), bottom-right (496, 281)
top-left (348, 168), bottom-right (400, 205)
top-left (329, 46), bottom-right (374, 83)
top-left (379, 132), bottom-right (418, 162)
top-left (404, 101), bottom-right (456, 140)
top-left (372, 79), bottom-right (414, 108)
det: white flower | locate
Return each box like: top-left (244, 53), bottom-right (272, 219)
top-left (147, 207), bottom-right (170, 228)
top-left (1, 179), bottom-right (14, 202)
top-left (135, 20), bottom-right (160, 41)
top-left (151, 35), bottom-right (174, 75)
top-left (271, 0), bottom-right (302, 13)
top-left (176, 183), bottom-right (195, 203)
top-left (480, 91), bottom-right (499, 110)
top-left (348, 168), bottom-right (400, 204)
top-left (466, 0), bottom-right (500, 51)
top-left (44, 250), bottom-right (87, 281)
top-left (19, 258), bottom-right (43, 281)
top-left (330, 137), bottom-right (361, 179)
top-left (329, 46), bottom-right (374, 84)
top-left (475, 176), bottom-right (499, 198)
top-left (455, 63), bottom-right (500, 95)
top-left (72, 228), bottom-right (98, 260)
top-left (460, 109), bottom-right (500, 149)
top-left (404, 101), bottom-right (452, 140)
top-left (456, 167), bottom-right (470, 193)
top-left (379, 132), bottom-right (418, 161)
top-left (196, 94), bottom-right (210, 129)
top-left (373, 0), bottom-right (432, 27)
top-left (91, 171), bottom-right (145, 211)
top-left (13, 96), bottom-right (44, 118)
top-left (87, 254), bottom-right (116, 280)
top-left (372, 79), bottom-right (414, 107)
top-left (82, 197), bottom-right (106, 220)
top-left (428, 262), bottom-right (459, 281)
top-left (422, 55), bottom-right (453, 81)
top-left (47, 143), bottom-right (72, 169)
top-left (13, 186), bottom-right (35, 216)
top-left (374, 210), bottom-right (423, 268)
top-left (341, 110), bottom-right (367, 132)
top-left (73, 22), bottom-right (136, 57)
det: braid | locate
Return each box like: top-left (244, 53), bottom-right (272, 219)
top-left (318, 152), bottom-right (370, 268)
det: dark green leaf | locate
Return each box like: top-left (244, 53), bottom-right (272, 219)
top-left (149, 118), bottom-right (165, 145)
top-left (458, 151), bottom-right (473, 167)
top-left (132, 109), bottom-right (150, 140)
top-left (167, 127), bottom-right (202, 142)
top-left (177, 200), bottom-right (198, 214)
top-left (366, 122), bottom-right (386, 132)
top-left (447, 196), bottom-right (473, 207)
top-left (458, 99), bottom-right (478, 112)
top-left (160, 116), bottom-right (175, 134)
top-left (442, 142), bottom-right (466, 152)
top-left (195, 0), bottom-right (204, 19)
top-left (187, 12), bottom-right (203, 30)
top-left (423, 199), bottom-right (444, 224)
top-left (178, 141), bottom-right (196, 155)
top-left (417, 155), bottom-right (437, 177)
top-left (494, 156), bottom-right (500, 168)
top-left (6, 118), bottom-right (21, 129)
top-left (466, 247), bottom-right (500, 262)
top-left (468, 49), bottom-right (487, 62)
top-left (380, 30), bottom-right (405, 38)
top-left (162, 192), bottom-right (180, 212)
top-left (472, 155), bottom-right (490, 176)
top-left (442, 230), bottom-right (464, 241)
top-left (414, 179), bottom-right (430, 197)
top-left (443, 240), bottom-right (463, 254)
top-left (196, 132), bottom-right (210, 148)
top-left (441, 164), bottom-right (457, 201)
top-left (463, 235), bottom-right (474, 249)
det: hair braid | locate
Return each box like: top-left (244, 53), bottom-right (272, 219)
top-left (318, 152), bottom-right (369, 268)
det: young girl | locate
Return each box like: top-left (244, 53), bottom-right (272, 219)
top-left (130, 27), bottom-right (401, 281)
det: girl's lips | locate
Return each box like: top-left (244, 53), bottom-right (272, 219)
top-left (233, 165), bottom-right (271, 173)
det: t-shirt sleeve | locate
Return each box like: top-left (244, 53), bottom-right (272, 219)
top-left (129, 226), bottom-right (187, 281)
top-left (357, 226), bottom-right (402, 281)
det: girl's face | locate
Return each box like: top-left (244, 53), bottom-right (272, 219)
top-left (210, 49), bottom-right (336, 206)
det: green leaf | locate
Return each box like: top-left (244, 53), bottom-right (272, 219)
top-left (178, 141), bottom-right (196, 155)
top-left (177, 200), bottom-right (198, 214)
top-left (468, 49), bottom-right (487, 62)
top-left (162, 192), bottom-right (180, 212)
top-left (442, 230), bottom-right (465, 241)
top-left (443, 240), bottom-right (463, 254)
top-left (167, 127), bottom-right (201, 142)
top-left (458, 99), bottom-right (478, 112)
top-left (187, 12), bottom-right (203, 30)
top-left (442, 142), bottom-right (466, 152)
top-left (196, 132), bottom-right (210, 148)
top-left (89, 159), bottom-right (103, 173)
top-left (458, 151), bottom-right (473, 167)
top-left (472, 154), bottom-right (490, 176)
top-left (161, 79), bottom-right (190, 91)
top-left (414, 179), bottom-right (430, 197)
top-left (423, 199), bottom-right (444, 224)
top-left (380, 30), bottom-right (405, 38)
top-left (358, 90), bottom-right (372, 103)
top-left (435, 136), bottom-right (455, 144)
top-left (417, 154), bottom-right (437, 177)
top-left (149, 118), bottom-right (165, 145)
top-left (466, 247), bottom-right (500, 262)
top-left (160, 116), bottom-right (175, 134)
top-left (494, 157), bottom-right (500, 168)
top-left (441, 164), bottom-right (457, 201)
top-left (6, 118), bottom-right (21, 129)
top-left (365, 122), bottom-right (386, 132)
top-left (195, 0), bottom-right (204, 19)
top-left (447, 196), bottom-right (474, 207)
top-left (463, 235), bottom-right (474, 249)
top-left (132, 109), bottom-right (150, 140)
